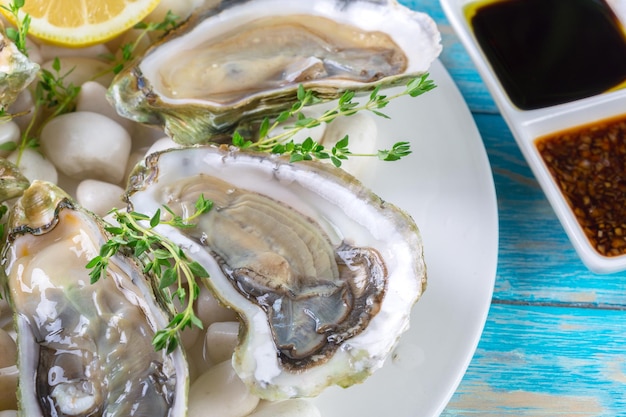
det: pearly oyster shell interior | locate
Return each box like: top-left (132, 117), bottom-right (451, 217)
top-left (126, 145), bottom-right (427, 400)
top-left (108, 0), bottom-right (442, 144)
top-left (0, 181), bottom-right (188, 417)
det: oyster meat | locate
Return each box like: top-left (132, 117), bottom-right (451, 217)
top-left (108, 0), bottom-right (441, 144)
top-left (126, 146), bottom-right (427, 400)
top-left (0, 181), bottom-right (188, 416)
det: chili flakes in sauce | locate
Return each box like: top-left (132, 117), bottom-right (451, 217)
top-left (536, 116), bottom-right (626, 257)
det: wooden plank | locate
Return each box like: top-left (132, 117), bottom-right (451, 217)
top-left (443, 303), bottom-right (626, 415)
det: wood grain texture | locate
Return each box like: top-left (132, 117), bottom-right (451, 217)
top-left (401, 0), bottom-right (498, 114)
top-left (476, 114), bottom-right (626, 306)
top-left (398, 0), bottom-right (626, 415)
top-left (443, 304), bottom-right (626, 416)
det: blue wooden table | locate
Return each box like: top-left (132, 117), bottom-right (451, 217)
top-left (401, 0), bottom-right (626, 415)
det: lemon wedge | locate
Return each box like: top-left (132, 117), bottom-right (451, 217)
top-left (0, 0), bottom-right (161, 47)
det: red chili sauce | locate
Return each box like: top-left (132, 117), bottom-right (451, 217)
top-left (536, 115), bottom-right (626, 257)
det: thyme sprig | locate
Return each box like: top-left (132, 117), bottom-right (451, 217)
top-left (0, 6), bottom-right (180, 163)
top-left (0, 1), bottom-right (437, 353)
top-left (87, 195), bottom-right (213, 353)
top-left (232, 73), bottom-right (436, 167)
top-left (0, 0), bottom-right (31, 122)
top-left (100, 10), bottom-right (179, 75)
top-left (3, 57), bottom-right (82, 163)
top-left (1, 0), bottom-right (30, 56)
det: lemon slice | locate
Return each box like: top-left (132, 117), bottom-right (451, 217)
top-left (0, 0), bottom-right (161, 47)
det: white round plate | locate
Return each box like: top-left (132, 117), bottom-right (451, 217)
top-left (312, 59), bottom-right (498, 416)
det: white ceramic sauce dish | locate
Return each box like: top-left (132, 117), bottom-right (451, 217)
top-left (440, 0), bottom-right (626, 273)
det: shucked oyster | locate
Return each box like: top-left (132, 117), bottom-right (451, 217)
top-left (108, 0), bottom-right (441, 144)
top-left (0, 181), bottom-right (188, 416)
top-left (126, 146), bottom-right (427, 400)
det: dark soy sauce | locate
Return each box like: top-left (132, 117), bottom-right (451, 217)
top-left (467, 0), bottom-right (626, 110)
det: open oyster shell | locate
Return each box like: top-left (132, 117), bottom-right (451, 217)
top-left (108, 0), bottom-right (441, 144)
top-left (0, 181), bottom-right (188, 416)
top-left (126, 145), bottom-right (427, 400)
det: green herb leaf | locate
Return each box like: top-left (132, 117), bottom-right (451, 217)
top-left (258, 117), bottom-right (270, 139)
top-left (290, 153), bottom-right (304, 163)
top-left (150, 209), bottom-right (161, 228)
top-left (160, 267), bottom-right (177, 289)
top-left (234, 74), bottom-right (433, 166)
top-left (130, 211), bottom-right (151, 221)
top-left (378, 141), bottom-right (412, 161)
top-left (296, 84), bottom-right (306, 102)
top-left (189, 313), bottom-right (204, 329)
top-left (0, 142), bottom-right (17, 152)
top-left (52, 57), bottom-right (61, 72)
top-left (194, 195), bottom-right (213, 214)
top-left (335, 134), bottom-right (349, 149)
top-left (133, 239), bottom-right (150, 257)
top-left (2, 0), bottom-right (29, 56)
top-left (112, 63), bottom-right (125, 74)
top-left (188, 261), bottom-right (210, 278)
top-left (5, 27), bottom-right (18, 43)
top-left (86, 194), bottom-right (213, 353)
top-left (372, 110), bottom-right (390, 119)
top-left (275, 110), bottom-right (292, 123)
top-left (95, 10), bottom-right (181, 81)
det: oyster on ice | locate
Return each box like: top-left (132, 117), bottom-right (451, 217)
top-left (0, 181), bottom-right (188, 416)
top-left (108, 0), bottom-right (442, 144)
top-left (126, 146), bottom-right (427, 400)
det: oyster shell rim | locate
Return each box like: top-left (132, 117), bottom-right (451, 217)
top-left (0, 180), bottom-right (190, 417)
top-left (107, 0), bottom-right (442, 144)
top-left (125, 145), bottom-right (427, 400)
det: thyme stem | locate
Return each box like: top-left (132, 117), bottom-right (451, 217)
top-left (87, 195), bottom-right (212, 353)
top-left (233, 73), bottom-right (436, 167)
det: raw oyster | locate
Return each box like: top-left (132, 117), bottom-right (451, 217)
top-left (108, 0), bottom-right (441, 144)
top-left (0, 28), bottom-right (39, 108)
top-left (126, 146), bottom-right (427, 400)
top-left (0, 181), bottom-right (188, 416)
